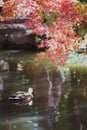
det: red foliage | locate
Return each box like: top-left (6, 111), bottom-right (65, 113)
top-left (0, 0), bottom-right (84, 66)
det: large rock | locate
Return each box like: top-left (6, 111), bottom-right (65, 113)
top-left (0, 19), bottom-right (37, 49)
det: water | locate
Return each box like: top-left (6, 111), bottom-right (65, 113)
top-left (0, 50), bottom-right (87, 130)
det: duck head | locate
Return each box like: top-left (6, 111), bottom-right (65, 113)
top-left (28, 87), bottom-right (33, 95)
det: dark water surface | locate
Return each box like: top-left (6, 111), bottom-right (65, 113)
top-left (0, 50), bottom-right (87, 130)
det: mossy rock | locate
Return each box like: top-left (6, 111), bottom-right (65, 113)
top-left (77, 23), bottom-right (87, 37)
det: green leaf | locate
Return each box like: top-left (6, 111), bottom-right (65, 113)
top-left (35, 36), bottom-right (42, 43)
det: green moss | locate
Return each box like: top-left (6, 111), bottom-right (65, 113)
top-left (77, 23), bottom-right (87, 37)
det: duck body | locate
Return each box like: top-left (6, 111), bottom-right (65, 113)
top-left (8, 88), bottom-right (33, 105)
top-left (8, 91), bottom-right (26, 102)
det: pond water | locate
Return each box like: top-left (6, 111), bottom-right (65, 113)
top-left (0, 50), bottom-right (87, 130)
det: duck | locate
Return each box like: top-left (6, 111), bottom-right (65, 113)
top-left (8, 87), bottom-right (33, 106)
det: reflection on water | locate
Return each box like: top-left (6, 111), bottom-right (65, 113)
top-left (0, 51), bottom-right (87, 130)
top-left (45, 67), bottom-right (62, 128)
top-left (0, 75), bottom-right (3, 100)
